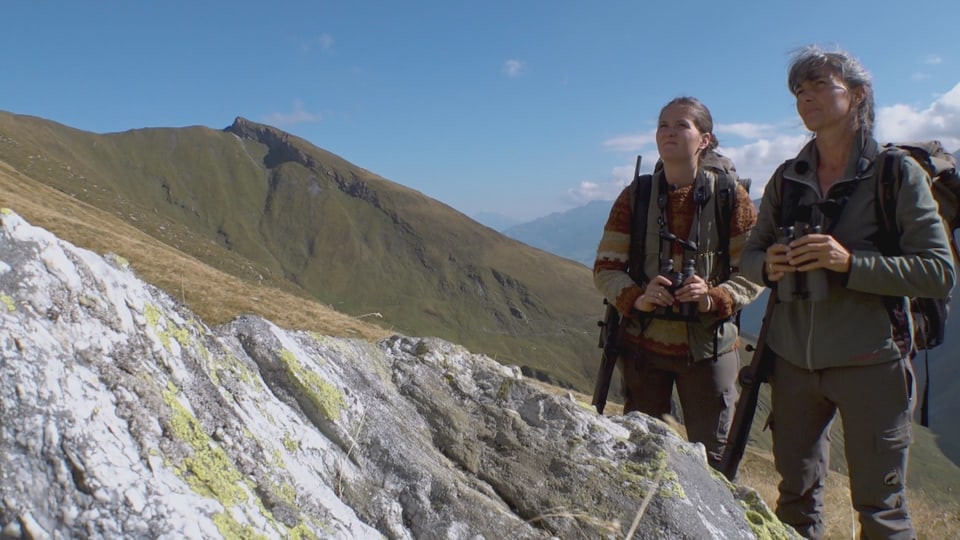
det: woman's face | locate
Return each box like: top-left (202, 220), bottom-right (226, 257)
top-left (794, 68), bottom-right (862, 133)
top-left (656, 104), bottom-right (710, 162)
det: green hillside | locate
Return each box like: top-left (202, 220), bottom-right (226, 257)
top-left (0, 111), bottom-right (603, 392)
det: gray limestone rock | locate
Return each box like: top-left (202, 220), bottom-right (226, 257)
top-left (0, 209), bottom-right (796, 539)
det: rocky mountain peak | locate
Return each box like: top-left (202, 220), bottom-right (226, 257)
top-left (225, 117), bottom-right (317, 170)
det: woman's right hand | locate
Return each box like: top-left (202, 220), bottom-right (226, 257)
top-left (634, 275), bottom-right (675, 312)
top-left (765, 243), bottom-right (793, 282)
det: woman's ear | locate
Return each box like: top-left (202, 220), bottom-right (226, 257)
top-left (853, 87), bottom-right (866, 105)
top-left (700, 133), bottom-right (712, 151)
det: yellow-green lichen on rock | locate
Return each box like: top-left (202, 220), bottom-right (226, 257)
top-left (109, 254), bottom-right (130, 269)
top-left (737, 487), bottom-right (797, 540)
top-left (211, 511), bottom-right (269, 540)
top-left (282, 433), bottom-right (301, 453)
top-left (162, 385), bottom-right (248, 506)
top-left (144, 303), bottom-right (161, 327)
top-left (267, 476), bottom-right (298, 507)
top-left (143, 303), bottom-right (193, 351)
top-left (496, 379), bottom-right (513, 401)
top-left (279, 349), bottom-right (346, 422)
top-left (286, 523), bottom-right (321, 540)
top-left (208, 352), bottom-right (264, 392)
top-left (1, 294), bottom-right (15, 312)
top-left (621, 452), bottom-right (686, 501)
top-left (162, 384), bottom-right (303, 538)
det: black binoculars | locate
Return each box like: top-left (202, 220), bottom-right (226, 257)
top-left (776, 223), bottom-right (828, 302)
top-left (655, 258), bottom-right (699, 320)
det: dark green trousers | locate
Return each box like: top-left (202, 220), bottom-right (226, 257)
top-left (619, 347), bottom-right (739, 469)
top-left (770, 356), bottom-right (916, 540)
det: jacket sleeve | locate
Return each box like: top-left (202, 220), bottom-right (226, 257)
top-left (846, 156), bottom-right (957, 298)
top-left (593, 184), bottom-right (644, 316)
top-left (742, 167), bottom-right (784, 287)
top-left (712, 182), bottom-right (765, 318)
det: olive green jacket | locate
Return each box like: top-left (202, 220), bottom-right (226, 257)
top-left (742, 139), bottom-right (955, 369)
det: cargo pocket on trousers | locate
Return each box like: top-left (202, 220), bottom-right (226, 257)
top-left (901, 357), bottom-right (916, 416)
top-left (716, 390), bottom-right (735, 441)
top-left (875, 422), bottom-right (912, 453)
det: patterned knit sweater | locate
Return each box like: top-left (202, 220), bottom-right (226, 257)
top-left (594, 173), bottom-right (760, 357)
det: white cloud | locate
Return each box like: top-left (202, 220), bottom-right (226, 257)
top-left (599, 127), bottom-right (807, 199)
top-left (261, 100), bottom-right (322, 127)
top-left (502, 59), bottom-right (524, 78)
top-left (925, 55), bottom-right (943, 65)
top-left (876, 81), bottom-right (960, 153)
top-left (716, 122), bottom-right (779, 139)
top-left (564, 160), bottom-right (641, 206)
top-left (602, 132), bottom-right (656, 153)
top-left (718, 134), bottom-right (809, 197)
top-left (566, 179), bottom-right (627, 205)
top-left (569, 81), bottom-right (960, 211)
top-left (296, 33), bottom-right (335, 54)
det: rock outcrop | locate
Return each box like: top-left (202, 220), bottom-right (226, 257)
top-left (0, 209), bottom-right (795, 539)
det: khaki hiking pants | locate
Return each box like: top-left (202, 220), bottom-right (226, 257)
top-left (618, 347), bottom-right (739, 469)
top-left (770, 355), bottom-right (916, 540)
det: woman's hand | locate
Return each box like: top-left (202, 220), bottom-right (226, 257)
top-left (676, 274), bottom-right (712, 313)
top-left (787, 233), bottom-right (851, 273)
top-left (765, 243), bottom-right (792, 282)
top-left (634, 275), bottom-right (675, 312)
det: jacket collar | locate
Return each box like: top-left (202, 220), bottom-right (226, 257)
top-left (784, 136), bottom-right (880, 187)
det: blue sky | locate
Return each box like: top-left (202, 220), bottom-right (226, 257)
top-left (3, 1), bottom-right (959, 223)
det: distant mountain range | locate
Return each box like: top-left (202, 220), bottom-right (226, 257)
top-left (471, 211), bottom-right (523, 232)
top-left (501, 200), bottom-right (612, 267)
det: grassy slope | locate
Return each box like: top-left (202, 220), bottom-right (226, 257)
top-left (0, 111), bottom-right (603, 392)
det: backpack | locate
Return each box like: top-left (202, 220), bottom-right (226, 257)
top-left (875, 141), bottom-right (959, 352)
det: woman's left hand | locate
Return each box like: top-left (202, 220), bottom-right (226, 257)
top-left (676, 274), bottom-right (712, 313)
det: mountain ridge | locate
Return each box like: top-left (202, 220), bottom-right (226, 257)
top-left (0, 110), bottom-right (603, 394)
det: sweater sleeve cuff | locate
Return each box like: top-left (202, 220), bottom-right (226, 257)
top-left (618, 285), bottom-right (644, 318)
top-left (711, 288), bottom-right (735, 320)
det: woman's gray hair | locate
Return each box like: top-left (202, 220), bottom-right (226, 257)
top-left (787, 45), bottom-right (875, 136)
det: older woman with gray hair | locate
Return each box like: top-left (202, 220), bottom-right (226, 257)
top-left (741, 45), bottom-right (955, 538)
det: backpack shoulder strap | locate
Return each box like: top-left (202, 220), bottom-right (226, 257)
top-left (713, 170), bottom-right (739, 280)
top-left (875, 147), bottom-right (907, 255)
top-left (874, 147), bottom-right (915, 356)
top-left (628, 173), bottom-right (653, 283)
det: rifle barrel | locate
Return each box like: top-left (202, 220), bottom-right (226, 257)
top-left (717, 293), bottom-right (777, 481)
